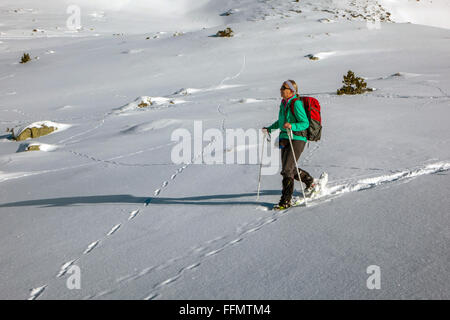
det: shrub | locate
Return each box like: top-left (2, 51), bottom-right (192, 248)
top-left (20, 53), bottom-right (31, 64)
top-left (305, 54), bottom-right (319, 60)
top-left (216, 27), bottom-right (234, 37)
top-left (337, 70), bottom-right (371, 95)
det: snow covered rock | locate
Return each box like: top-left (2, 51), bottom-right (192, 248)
top-left (114, 96), bottom-right (185, 115)
top-left (24, 143), bottom-right (58, 152)
top-left (13, 121), bottom-right (71, 141)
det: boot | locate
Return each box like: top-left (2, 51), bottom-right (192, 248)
top-left (279, 177), bottom-right (294, 207)
top-left (294, 169), bottom-right (315, 189)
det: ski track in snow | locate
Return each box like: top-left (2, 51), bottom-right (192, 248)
top-left (83, 160), bottom-right (450, 300)
top-left (94, 162), bottom-right (450, 299)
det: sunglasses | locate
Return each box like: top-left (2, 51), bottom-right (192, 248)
top-left (280, 86), bottom-right (290, 90)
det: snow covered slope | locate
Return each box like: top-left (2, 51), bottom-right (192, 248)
top-left (0, 0), bottom-right (449, 300)
top-left (379, 0), bottom-right (450, 29)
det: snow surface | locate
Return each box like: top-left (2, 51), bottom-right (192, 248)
top-left (379, 0), bottom-right (450, 29)
top-left (0, 0), bottom-right (449, 300)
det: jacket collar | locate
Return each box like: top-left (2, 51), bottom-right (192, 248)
top-left (282, 94), bottom-right (296, 105)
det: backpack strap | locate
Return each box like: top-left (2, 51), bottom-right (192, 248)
top-left (289, 96), bottom-right (300, 123)
top-left (287, 95), bottom-right (307, 138)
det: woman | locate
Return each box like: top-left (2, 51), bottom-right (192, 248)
top-left (263, 80), bottom-right (315, 209)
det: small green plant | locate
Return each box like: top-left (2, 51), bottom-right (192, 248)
top-left (20, 53), bottom-right (31, 64)
top-left (216, 27), bottom-right (234, 37)
top-left (337, 70), bottom-right (370, 95)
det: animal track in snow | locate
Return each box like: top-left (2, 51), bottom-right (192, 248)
top-left (184, 262), bottom-right (201, 271)
top-left (116, 274), bottom-right (136, 283)
top-left (173, 84), bottom-right (244, 96)
top-left (81, 141), bottom-right (230, 299)
top-left (107, 224), bottom-right (121, 236)
top-left (128, 209), bottom-right (139, 220)
top-left (29, 119), bottom-right (193, 300)
top-left (203, 248), bottom-right (223, 257)
top-left (109, 162), bottom-right (450, 300)
top-left (155, 275), bottom-right (181, 288)
top-left (144, 293), bottom-right (159, 300)
top-left (66, 141), bottom-right (178, 168)
top-left (57, 260), bottom-right (76, 278)
top-left (28, 285), bottom-right (47, 300)
top-left (83, 240), bottom-right (100, 254)
top-left (132, 267), bottom-right (155, 280)
top-left (229, 238), bottom-right (243, 245)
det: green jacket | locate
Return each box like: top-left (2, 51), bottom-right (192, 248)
top-left (267, 95), bottom-right (309, 141)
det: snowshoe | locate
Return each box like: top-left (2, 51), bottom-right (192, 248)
top-left (304, 172), bottom-right (328, 198)
top-left (288, 172), bottom-right (329, 207)
top-left (273, 203), bottom-right (291, 211)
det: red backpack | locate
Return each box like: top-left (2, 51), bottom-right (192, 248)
top-left (289, 95), bottom-right (322, 141)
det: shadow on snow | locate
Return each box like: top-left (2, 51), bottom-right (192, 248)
top-left (0, 191), bottom-right (281, 209)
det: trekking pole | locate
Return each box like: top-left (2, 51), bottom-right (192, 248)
top-left (257, 131), bottom-right (267, 201)
top-left (287, 128), bottom-right (308, 206)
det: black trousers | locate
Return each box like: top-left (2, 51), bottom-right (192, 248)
top-left (280, 139), bottom-right (314, 185)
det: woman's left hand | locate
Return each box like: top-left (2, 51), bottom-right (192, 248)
top-left (283, 122), bottom-right (292, 129)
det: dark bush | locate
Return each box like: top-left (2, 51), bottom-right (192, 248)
top-left (20, 53), bottom-right (31, 64)
top-left (337, 70), bottom-right (370, 95)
